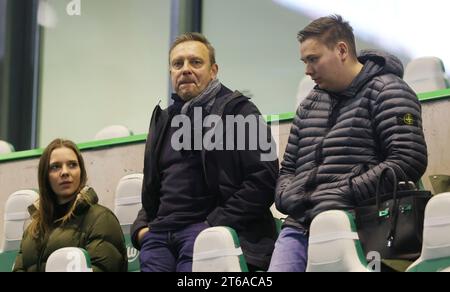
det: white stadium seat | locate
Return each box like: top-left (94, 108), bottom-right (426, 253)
top-left (407, 192), bottom-right (450, 272)
top-left (0, 189), bottom-right (39, 272)
top-left (1, 189), bottom-right (39, 252)
top-left (0, 140), bottom-right (15, 154)
top-left (114, 173), bottom-right (143, 272)
top-left (46, 247), bottom-right (93, 272)
top-left (114, 174), bottom-right (143, 234)
top-left (404, 56), bottom-right (450, 93)
top-left (296, 75), bottom-right (316, 108)
top-left (193, 226), bottom-right (248, 272)
top-left (429, 174), bottom-right (450, 195)
top-left (306, 210), bottom-right (370, 272)
top-left (94, 125), bottom-right (133, 141)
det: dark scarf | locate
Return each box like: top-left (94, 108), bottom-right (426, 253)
top-left (180, 78), bottom-right (222, 115)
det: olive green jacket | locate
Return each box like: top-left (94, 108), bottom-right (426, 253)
top-left (13, 187), bottom-right (127, 272)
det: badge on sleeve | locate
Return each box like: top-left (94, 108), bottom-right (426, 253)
top-left (397, 113), bottom-right (418, 126)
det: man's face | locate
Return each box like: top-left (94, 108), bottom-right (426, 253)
top-left (170, 41), bottom-right (218, 101)
top-left (300, 38), bottom-right (344, 92)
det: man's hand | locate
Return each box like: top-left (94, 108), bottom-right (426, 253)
top-left (138, 227), bottom-right (150, 245)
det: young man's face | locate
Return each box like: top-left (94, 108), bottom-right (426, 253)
top-left (300, 38), bottom-right (345, 92)
top-left (170, 41), bottom-right (218, 101)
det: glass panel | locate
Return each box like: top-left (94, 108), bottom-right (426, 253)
top-left (203, 0), bottom-right (445, 116)
top-left (0, 0), bottom-right (8, 138)
top-left (39, 0), bottom-right (171, 146)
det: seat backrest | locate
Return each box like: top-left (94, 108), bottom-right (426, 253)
top-left (0, 250), bottom-right (18, 272)
top-left (429, 175), bottom-right (450, 195)
top-left (1, 189), bottom-right (39, 252)
top-left (192, 226), bottom-right (248, 272)
top-left (45, 247), bottom-right (93, 272)
top-left (0, 140), bottom-right (15, 154)
top-left (270, 204), bottom-right (286, 234)
top-left (114, 173), bottom-right (143, 232)
top-left (113, 173), bottom-right (143, 272)
top-left (270, 203), bottom-right (287, 220)
top-left (94, 125), bottom-right (133, 141)
top-left (296, 75), bottom-right (315, 108)
top-left (306, 210), bottom-right (370, 272)
top-left (407, 192), bottom-right (450, 272)
top-left (404, 57), bottom-right (450, 93)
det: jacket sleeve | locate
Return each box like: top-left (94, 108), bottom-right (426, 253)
top-left (85, 210), bottom-right (127, 272)
top-left (12, 233), bottom-right (27, 272)
top-left (130, 108), bottom-right (159, 249)
top-left (275, 107), bottom-right (304, 214)
top-left (130, 207), bottom-right (150, 250)
top-left (349, 78), bottom-right (428, 203)
top-left (206, 101), bottom-right (279, 230)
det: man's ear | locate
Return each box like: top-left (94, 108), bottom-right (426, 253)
top-left (211, 63), bottom-right (219, 79)
top-left (337, 42), bottom-right (349, 61)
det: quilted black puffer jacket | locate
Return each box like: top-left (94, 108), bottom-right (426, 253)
top-left (276, 50), bottom-right (428, 229)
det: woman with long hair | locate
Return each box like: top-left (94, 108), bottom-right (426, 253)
top-left (14, 139), bottom-right (127, 272)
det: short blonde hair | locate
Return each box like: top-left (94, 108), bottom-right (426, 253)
top-left (169, 32), bottom-right (216, 65)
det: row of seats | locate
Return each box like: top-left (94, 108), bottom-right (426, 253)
top-left (4, 56), bottom-right (447, 156)
top-left (295, 56), bottom-right (450, 108)
top-left (192, 175), bottom-right (449, 272)
top-left (0, 173), bottom-right (284, 272)
top-left (0, 125), bottom-right (133, 156)
top-left (192, 192), bottom-right (450, 272)
top-left (17, 193), bottom-right (450, 273)
top-left (2, 173), bottom-right (449, 272)
top-left (0, 174), bottom-right (143, 272)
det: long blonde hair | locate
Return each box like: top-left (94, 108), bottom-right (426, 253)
top-left (28, 139), bottom-right (87, 238)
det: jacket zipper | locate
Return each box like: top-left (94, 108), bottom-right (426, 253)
top-left (305, 97), bottom-right (343, 193)
top-left (201, 91), bottom-right (244, 187)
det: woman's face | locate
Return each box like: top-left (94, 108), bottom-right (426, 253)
top-left (48, 147), bottom-right (81, 204)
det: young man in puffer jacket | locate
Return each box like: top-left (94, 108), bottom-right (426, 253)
top-left (269, 14), bottom-right (428, 272)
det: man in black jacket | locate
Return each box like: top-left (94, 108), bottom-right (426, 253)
top-left (131, 32), bottom-right (278, 272)
top-left (268, 15), bottom-right (428, 272)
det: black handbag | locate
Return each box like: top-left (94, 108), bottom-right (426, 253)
top-left (355, 166), bottom-right (432, 261)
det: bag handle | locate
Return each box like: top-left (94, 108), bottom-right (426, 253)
top-left (375, 166), bottom-right (398, 209)
top-left (375, 166), bottom-right (401, 248)
top-left (391, 164), bottom-right (418, 191)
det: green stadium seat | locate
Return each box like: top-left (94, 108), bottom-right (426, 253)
top-left (45, 247), bottom-right (93, 272)
top-left (0, 189), bottom-right (39, 272)
top-left (192, 226), bottom-right (248, 272)
top-left (306, 210), bottom-right (370, 272)
top-left (429, 175), bottom-right (450, 195)
top-left (0, 250), bottom-right (18, 272)
top-left (114, 174), bottom-right (143, 272)
top-left (404, 56), bottom-right (450, 93)
top-left (407, 192), bottom-right (450, 272)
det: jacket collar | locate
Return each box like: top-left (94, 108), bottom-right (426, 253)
top-left (325, 50), bottom-right (404, 99)
top-left (28, 186), bottom-right (98, 217)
